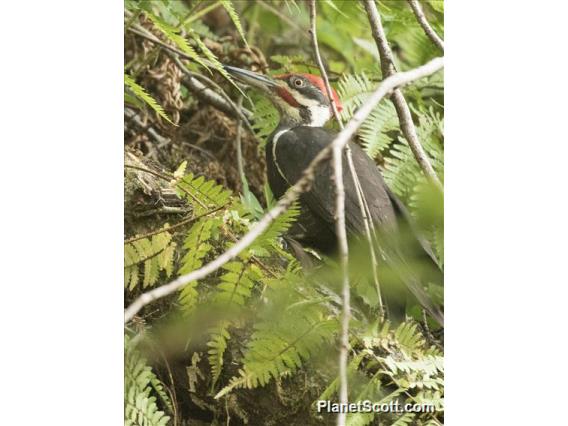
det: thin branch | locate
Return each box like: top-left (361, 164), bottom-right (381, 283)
top-left (309, 0), bottom-right (384, 322)
top-left (127, 24), bottom-right (254, 122)
top-left (308, 1), bottom-right (342, 127)
top-left (332, 142), bottom-right (350, 426)
top-left (124, 56), bottom-right (444, 323)
top-left (124, 204), bottom-right (226, 245)
top-left (124, 164), bottom-right (209, 210)
top-left (257, 0), bottom-right (309, 39)
top-left (172, 56), bottom-right (255, 126)
top-left (125, 108), bottom-right (169, 147)
top-left (363, 0), bottom-right (443, 191)
top-left (128, 26), bottom-right (210, 67)
top-left (183, 0), bottom-right (222, 25)
top-left (124, 164), bottom-right (174, 182)
top-left (308, 0), bottom-right (383, 301)
top-left (309, 2), bottom-right (350, 423)
top-left (407, 0), bottom-right (444, 51)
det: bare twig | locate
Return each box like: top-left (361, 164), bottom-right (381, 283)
top-left (125, 108), bottom-right (169, 147)
top-left (407, 0), bottom-right (444, 51)
top-left (172, 56), bottom-right (255, 126)
top-left (309, 2), bottom-right (350, 422)
top-left (308, 1), bottom-right (342, 127)
top-left (127, 23), bottom-right (256, 125)
top-left (124, 204), bottom-right (227, 244)
top-left (128, 23), bottom-right (254, 121)
top-left (124, 164), bottom-right (209, 210)
top-left (309, 0), bottom-right (384, 323)
top-left (363, 0), bottom-right (443, 191)
top-left (258, 0), bottom-right (309, 39)
top-left (332, 142), bottom-right (350, 426)
top-left (128, 25), bottom-right (210, 66)
top-left (124, 57), bottom-right (444, 324)
top-left (310, 4), bottom-right (384, 392)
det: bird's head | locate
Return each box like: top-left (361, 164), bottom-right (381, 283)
top-left (225, 65), bottom-right (342, 128)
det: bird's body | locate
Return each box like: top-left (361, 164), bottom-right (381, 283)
top-left (266, 125), bottom-right (397, 253)
top-left (224, 65), bottom-right (443, 325)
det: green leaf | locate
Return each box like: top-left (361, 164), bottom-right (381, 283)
top-left (124, 74), bottom-right (175, 125)
top-left (144, 10), bottom-right (209, 70)
top-left (220, 0), bottom-right (249, 48)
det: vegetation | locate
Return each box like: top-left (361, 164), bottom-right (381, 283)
top-left (124, 1), bottom-right (444, 425)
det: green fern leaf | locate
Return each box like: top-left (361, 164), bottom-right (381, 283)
top-left (177, 173), bottom-right (232, 215)
top-left (125, 231), bottom-right (176, 290)
top-left (219, 0), bottom-right (249, 48)
top-left (144, 11), bottom-right (208, 70)
top-left (249, 203), bottom-right (300, 252)
top-left (217, 302), bottom-right (336, 395)
top-left (391, 413), bottom-right (416, 426)
top-left (384, 107), bottom-right (443, 202)
top-left (178, 218), bottom-right (221, 313)
top-left (213, 261), bottom-right (261, 307)
top-left (125, 336), bottom-right (171, 426)
top-left (394, 321), bottom-right (426, 355)
top-left (337, 72), bottom-right (398, 158)
top-left (207, 321), bottom-right (231, 389)
top-left (125, 74), bottom-right (175, 125)
top-left (192, 32), bottom-right (246, 96)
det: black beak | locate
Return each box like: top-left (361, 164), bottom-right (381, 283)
top-left (224, 65), bottom-right (277, 92)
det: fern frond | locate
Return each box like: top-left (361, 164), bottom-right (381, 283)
top-left (213, 261), bottom-right (261, 307)
top-left (177, 173), bottom-right (232, 215)
top-left (337, 72), bottom-right (398, 158)
top-left (394, 321), bottom-right (426, 355)
top-left (125, 74), bottom-right (175, 125)
top-left (192, 33), bottom-right (245, 96)
top-left (207, 321), bottom-right (231, 389)
top-left (359, 102), bottom-right (399, 158)
top-left (391, 413), bottom-right (416, 426)
top-left (383, 107), bottom-right (444, 202)
top-left (125, 336), bottom-right (171, 426)
top-left (249, 203), bottom-right (300, 252)
top-left (144, 11), bottom-right (208, 69)
top-left (217, 302), bottom-right (337, 397)
top-left (125, 230), bottom-right (176, 290)
top-left (383, 355), bottom-right (444, 391)
top-left (178, 218), bottom-right (221, 313)
top-left (219, 0), bottom-right (249, 48)
top-left (125, 392), bottom-right (170, 426)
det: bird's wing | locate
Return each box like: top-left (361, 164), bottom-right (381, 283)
top-left (273, 127), bottom-right (398, 237)
top-left (274, 127), bottom-right (444, 325)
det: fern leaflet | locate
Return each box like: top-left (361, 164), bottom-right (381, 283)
top-left (178, 218), bottom-right (221, 313)
top-left (125, 74), bottom-right (174, 125)
top-left (125, 230), bottom-right (176, 290)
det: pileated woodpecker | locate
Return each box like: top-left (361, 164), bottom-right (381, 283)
top-left (225, 65), bottom-right (443, 325)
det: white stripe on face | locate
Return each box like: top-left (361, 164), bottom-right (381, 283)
top-left (289, 89), bottom-right (331, 127)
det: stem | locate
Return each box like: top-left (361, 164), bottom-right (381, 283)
top-left (363, 0), bottom-right (443, 191)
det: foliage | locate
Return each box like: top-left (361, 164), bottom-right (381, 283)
top-left (124, 1), bottom-right (444, 424)
top-left (216, 269), bottom-right (338, 398)
top-left (338, 72), bottom-right (399, 159)
top-left (125, 74), bottom-right (174, 124)
top-left (124, 230), bottom-right (176, 290)
top-left (125, 336), bottom-right (171, 426)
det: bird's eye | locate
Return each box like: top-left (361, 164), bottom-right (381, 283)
top-left (293, 78), bottom-right (304, 88)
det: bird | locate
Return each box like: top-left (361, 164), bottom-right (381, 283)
top-left (224, 65), bottom-right (443, 325)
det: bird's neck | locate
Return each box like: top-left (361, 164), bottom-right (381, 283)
top-left (276, 105), bottom-right (332, 129)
